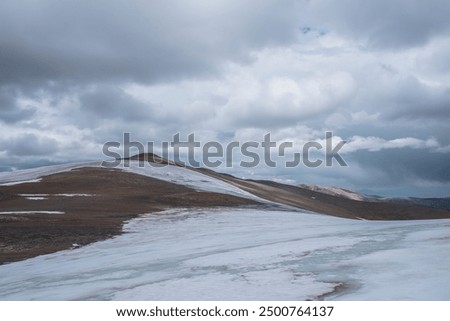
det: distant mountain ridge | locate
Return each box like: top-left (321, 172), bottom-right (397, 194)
top-left (130, 153), bottom-right (450, 213)
top-left (298, 184), bottom-right (369, 201)
top-left (298, 183), bottom-right (450, 211)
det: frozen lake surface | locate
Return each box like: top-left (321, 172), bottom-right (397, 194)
top-left (1, 208), bottom-right (449, 300)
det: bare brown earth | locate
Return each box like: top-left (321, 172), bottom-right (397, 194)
top-left (0, 167), bottom-right (257, 265)
top-left (194, 167), bottom-right (450, 220)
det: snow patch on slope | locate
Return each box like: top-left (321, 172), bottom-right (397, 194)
top-left (299, 184), bottom-right (368, 201)
top-left (120, 161), bottom-right (265, 202)
top-left (0, 211), bottom-right (64, 215)
top-left (0, 179), bottom-right (42, 186)
top-left (0, 208), bottom-right (449, 300)
top-left (0, 161), bottom-right (260, 202)
top-left (0, 162), bottom-right (101, 185)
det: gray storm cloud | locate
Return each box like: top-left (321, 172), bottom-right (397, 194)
top-left (0, 0), bottom-right (449, 197)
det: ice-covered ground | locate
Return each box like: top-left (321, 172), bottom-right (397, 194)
top-left (0, 211), bottom-right (65, 215)
top-left (0, 208), bottom-right (449, 300)
top-left (0, 161), bottom-right (263, 202)
top-left (1, 162), bottom-right (449, 300)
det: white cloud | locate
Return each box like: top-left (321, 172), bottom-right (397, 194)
top-left (343, 136), bottom-right (441, 153)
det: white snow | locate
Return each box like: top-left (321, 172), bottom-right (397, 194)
top-left (0, 211), bottom-right (64, 215)
top-left (1, 161), bottom-right (261, 202)
top-left (0, 179), bottom-right (42, 186)
top-left (54, 194), bottom-right (94, 197)
top-left (19, 193), bottom-right (94, 198)
top-left (0, 161), bottom-right (101, 185)
top-left (17, 193), bottom-right (93, 200)
top-left (0, 208), bottom-right (448, 300)
top-left (25, 197), bottom-right (47, 200)
top-left (120, 161), bottom-right (266, 202)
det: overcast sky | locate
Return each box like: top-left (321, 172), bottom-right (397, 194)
top-left (1, 0), bottom-right (449, 197)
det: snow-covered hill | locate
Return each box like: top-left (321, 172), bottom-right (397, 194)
top-left (1, 160), bottom-right (449, 300)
